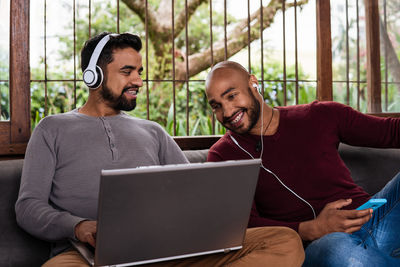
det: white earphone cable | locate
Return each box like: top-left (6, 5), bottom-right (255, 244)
top-left (229, 134), bottom-right (316, 219)
top-left (229, 85), bottom-right (316, 219)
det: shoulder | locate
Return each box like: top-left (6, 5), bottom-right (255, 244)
top-left (310, 101), bottom-right (352, 112)
top-left (279, 101), bottom-right (352, 120)
top-left (35, 111), bottom-right (79, 132)
top-left (208, 133), bottom-right (236, 161)
top-left (209, 133), bottom-right (232, 151)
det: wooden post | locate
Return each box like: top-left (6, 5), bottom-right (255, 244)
top-left (10, 0), bottom-right (30, 143)
top-left (364, 0), bottom-right (382, 113)
top-left (316, 0), bottom-right (333, 101)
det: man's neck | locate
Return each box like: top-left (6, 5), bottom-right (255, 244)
top-left (248, 104), bottom-right (280, 136)
top-left (78, 96), bottom-right (120, 117)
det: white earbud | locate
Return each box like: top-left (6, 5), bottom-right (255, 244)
top-left (252, 83), bottom-right (262, 94)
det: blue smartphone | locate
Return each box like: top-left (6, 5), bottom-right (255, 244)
top-left (356, 198), bottom-right (387, 211)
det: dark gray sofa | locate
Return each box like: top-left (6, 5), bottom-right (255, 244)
top-left (1, 145), bottom-right (399, 266)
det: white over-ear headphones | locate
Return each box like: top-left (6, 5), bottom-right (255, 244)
top-left (83, 34), bottom-right (118, 89)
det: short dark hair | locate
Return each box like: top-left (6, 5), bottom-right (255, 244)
top-left (80, 32), bottom-right (142, 72)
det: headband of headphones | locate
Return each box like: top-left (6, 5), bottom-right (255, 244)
top-left (83, 34), bottom-right (118, 89)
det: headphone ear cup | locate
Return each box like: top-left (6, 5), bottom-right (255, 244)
top-left (89, 66), bottom-right (104, 89)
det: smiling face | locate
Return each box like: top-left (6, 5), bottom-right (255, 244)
top-left (206, 65), bottom-right (262, 135)
top-left (101, 47), bottom-right (143, 112)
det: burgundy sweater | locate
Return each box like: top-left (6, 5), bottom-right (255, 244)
top-left (207, 101), bottom-right (400, 232)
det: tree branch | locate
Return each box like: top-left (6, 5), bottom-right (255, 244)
top-left (121, 0), bottom-right (159, 33)
top-left (176, 0), bottom-right (309, 79)
top-left (174, 0), bottom-right (209, 38)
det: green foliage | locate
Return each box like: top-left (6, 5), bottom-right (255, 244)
top-left (31, 66), bottom-right (89, 129)
top-left (385, 84), bottom-right (400, 112)
top-left (0, 82), bottom-right (9, 120)
top-left (162, 81), bottom-right (226, 136)
top-left (251, 62), bottom-right (316, 107)
top-left (0, 50), bottom-right (10, 120)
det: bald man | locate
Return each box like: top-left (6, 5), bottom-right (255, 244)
top-left (205, 61), bottom-right (400, 266)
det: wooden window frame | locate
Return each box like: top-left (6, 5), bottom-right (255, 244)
top-left (0, 0), bottom-right (30, 156)
top-left (1, 0), bottom-right (399, 157)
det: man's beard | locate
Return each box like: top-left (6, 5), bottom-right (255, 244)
top-left (223, 87), bottom-right (261, 134)
top-left (100, 82), bottom-right (137, 111)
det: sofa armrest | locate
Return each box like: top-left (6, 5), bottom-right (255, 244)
top-left (0, 159), bottom-right (50, 267)
top-left (338, 144), bottom-right (400, 195)
top-left (183, 149), bottom-right (209, 163)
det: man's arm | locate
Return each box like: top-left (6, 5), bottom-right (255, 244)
top-left (157, 125), bottom-right (189, 165)
top-left (333, 102), bottom-right (400, 148)
top-left (250, 198), bottom-right (372, 241)
top-left (15, 124), bottom-right (84, 241)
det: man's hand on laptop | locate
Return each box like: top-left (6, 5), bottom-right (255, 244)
top-left (75, 220), bottom-right (97, 247)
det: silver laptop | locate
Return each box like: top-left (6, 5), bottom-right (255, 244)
top-left (71, 159), bottom-right (261, 266)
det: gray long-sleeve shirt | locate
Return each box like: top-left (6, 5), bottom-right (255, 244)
top-left (15, 109), bottom-right (188, 256)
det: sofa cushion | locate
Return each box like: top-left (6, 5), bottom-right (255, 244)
top-left (338, 144), bottom-right (400, 196)
top-left (0, 159), bottom-right (50, 267)
top-left (183, 149), bottom-right (209, 163)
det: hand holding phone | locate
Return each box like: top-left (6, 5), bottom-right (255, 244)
top-left (356, 198), bottom-right (387, 211)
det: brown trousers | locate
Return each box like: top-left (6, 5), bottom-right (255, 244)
top-left (43, 227), bottom-right (304, 267)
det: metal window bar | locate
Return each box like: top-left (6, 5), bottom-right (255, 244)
top-left (260, 0), bottom-right (264, 96)
top-left (185, 0), bottom-right (189, 135)
top-left (224, 0), bottom-right (227, 60)
top-left (145, 0), bottom-right (150, 120)
top-left (294, 0), bottom-right (299, 104)
top-left (209, 0), bottom-right (215, 135)
top-left (117, 0), bottom-right (120, 33)
top-left (88, 0), bottom-right (91, 38)
top-left (73, 0), bottom-right (77, 109)
top-left (383, 0), bottom-right (388, 111)
top-left (282, 0), bottom-right (287, 105)
top-left (247, 0), bottom-right (251, 73)
top-left (345, 0), bottom-right (350, 105)
top-left (44, 0), bottom-right (48, 116)
top-left (171, 0), bottom-right (176, 135)
top-left (356, 0), bottom-right (360, 110)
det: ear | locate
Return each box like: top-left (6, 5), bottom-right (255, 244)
top-left (248, 74), bottom-right (261, 94)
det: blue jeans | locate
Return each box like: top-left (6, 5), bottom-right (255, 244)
top-left (303, 172), bottom-right (400, 267)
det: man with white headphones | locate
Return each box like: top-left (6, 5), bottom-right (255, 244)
top-left (16, 33), bottom-right (304, 266)
top-left (205, 61), bottom-right (400, 266)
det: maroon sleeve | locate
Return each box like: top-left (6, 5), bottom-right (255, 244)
top-left (207, 148), bottom-right (224, 162)
top-left (328, 102), bottom-right (400, 148)
top-left (248, 202), bottom-right (300, 232)
top-left (207, 134), bottom-right (240, 162)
